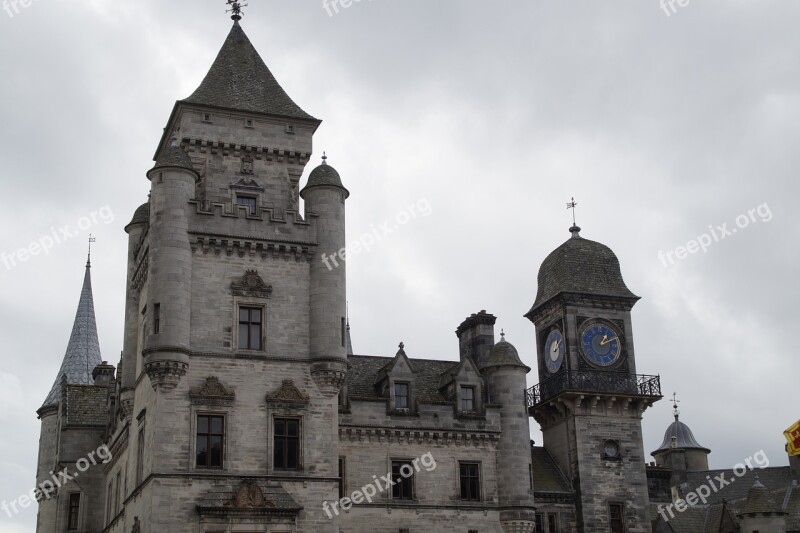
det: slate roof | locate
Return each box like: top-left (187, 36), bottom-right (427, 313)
top-left (125, 201), bottom-right (150, 231)
top-left (347, 355), bottom-right (457, 404)
top-left (300, 157), bottom-right (349, 198)
top-left (652, 414), bottom-right (710, 454)
top-left (527, 226), bottom-right (638, 314)
top-left (41, 262), bottom-right (103, 409)
top-left (182, 21), bottom-right (317, 122)
top-left (151, 145), bottom-right (196, 173)
top-left (739, 478), bottom-right (784, 516)
top-left (484, 337), bottom-right (527, 369)
top-left (530, 447), bottom-right (572, 494)
top-left (684, 467), bottom-right (793, 504)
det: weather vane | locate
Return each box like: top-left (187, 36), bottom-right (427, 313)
top-left (566, 197), bottom-right (578, 227)
top-left (87, 234), bottom-right (96, 267)
top-left (226, 0), bottom-right (247, 20)
top-left (671, 392), bottom-right (681, 419)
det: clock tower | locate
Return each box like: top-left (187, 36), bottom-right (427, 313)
top-left (525, 224), bottom-right (662, 533)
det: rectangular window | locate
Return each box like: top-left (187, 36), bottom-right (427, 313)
top-left (535, 513), bottom-right (543, 533)
top-left (153, 303), bottom-right (160, 334)
top-left (338, 457), bottom-right (346, 499)
top-left (238, 306), bottom-right (263, 350)
top-left (394, 383), bottom-right (409, 409)
top-left (236, 195), bottom-right (258, 214)
top-left (196, 415), bottom-right (225, 469)
top-left (460, 385), bottom-right (475, 411)
top-left (67, 493), bottom-right (80, 530)
top-left (106, 482), bottom-right (113, 524)
top-left (341, 317), bottom-right (346, 348)
top-left (548, 513), bottom-right (559, 533)
top-left (391, 461), bottom-right (414, 500)
top-left (609, 503), bottom-right (625, 533)
top-left (115, 472), bottom-right (121, 513)
top-left (274, 418), bottom-right (300, 470)
top-left (245, 118), bottom-right (254, 128)
top-left (136, 426), bottom-right (145, 485)
top-left (459, 462), bottom-right (480, 501)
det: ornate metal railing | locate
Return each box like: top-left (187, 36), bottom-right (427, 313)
top-left (526, 371), bottom-right (661, 408)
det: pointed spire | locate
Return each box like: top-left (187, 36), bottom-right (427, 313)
top-left (182, 21), bottom-right (317, 121)
top-left (40, 260), bottom-right (103, 409)
top-left (345, 302), bottom-right (353, 356)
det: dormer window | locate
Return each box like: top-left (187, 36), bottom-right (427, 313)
top-left (394, 383), bottom-right (409, 409)
top-left (460, 385), bottom-right (475, 412)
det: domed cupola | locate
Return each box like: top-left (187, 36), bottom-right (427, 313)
top-left (526, 225), bottom-right (638, 317)
top-left (300, 153), bottom-right (349, 198)
top-left (484, 331), bottom-right (529, 370)
top-left (651, 398), bottom-right (710, 471)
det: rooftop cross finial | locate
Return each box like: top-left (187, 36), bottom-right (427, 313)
top-left (500, 329), bottom-right (505, 341)
top-left (398, 342), bottom-right (404, 350)
top-left (87, 234), bottom-right (96, 267)
top-left (226, 0), bottom-right (247, 21)
top-left (322, 151), bottom-right (328, 165)
top-left (671, 392), bottom-right (681, 420)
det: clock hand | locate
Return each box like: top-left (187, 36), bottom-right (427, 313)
top-left (599, 336), bottom-right (619, 346)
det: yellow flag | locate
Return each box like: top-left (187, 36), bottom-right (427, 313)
top-left (786, 419), bottom-right (800, 457)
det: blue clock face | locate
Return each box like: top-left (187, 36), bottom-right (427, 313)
top-left (544, 329), bottom-right (565, 374)
top-left (580, 322), bottom-right (622, 367)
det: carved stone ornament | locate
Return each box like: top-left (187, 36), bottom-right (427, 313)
top-left (190, 377), bottom-right (235, 404)
top-left (231, 270), bottom-right (272, 299)
top-left (144, 360), bottom-right (188, 392)
top-left (225, 481), bottom-right (275, 509)
top-left (241, 153), bottom-right (254, 175)
top-left (231, 176), bottom-right (263, 190)
top-left (266, 379), bottom-right (309, 404)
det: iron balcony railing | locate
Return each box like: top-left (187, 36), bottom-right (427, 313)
top-left (526, 370), bottom-right (661, 408)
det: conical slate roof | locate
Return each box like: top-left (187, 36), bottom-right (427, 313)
top-left (182, 21), bottom-right (316, 121)
top-left (41, 261), bottom-right (103, 409)
top-left (739, 477), bottom-right (784, 516)
top-left (651, 413), bottom-right (711, 455)
top-left (528, 226), bottom-right (638, 314)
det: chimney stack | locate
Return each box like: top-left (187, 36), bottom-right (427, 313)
top-left (455, 310), bottom-right (496, 369)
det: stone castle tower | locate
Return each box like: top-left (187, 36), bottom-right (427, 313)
top-left (525, 224), bottom-right (662, 532)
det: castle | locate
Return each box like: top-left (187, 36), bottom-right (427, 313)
top-left (33, 9), bottom-right (799, 533)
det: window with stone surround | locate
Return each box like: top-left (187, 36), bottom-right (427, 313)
top-left (196, 414), bottom-right (225, 469)
top-left (547, 513), bottom-right (559, 532)
top-left (274, 418), bottom-right (301, 470)
top-left (459, 462), bottom-right (481, 501)
top-left (338, 457), bottom-right (346, 499)
top-left (136, 423), bottom-right (145, 485)
top-left (394, 382), bottom-right (410, 409)
top-left (67, 493), bottom-right (81, 530)
top-left (238, 306), bottom-right (263, 350)
top-left (153, 303), bottom-right (160, 334)
top-left (535, 513), bottom-right (544, 532)
top-left (609, 503), bottom-right (625, 533)
top-left (460, 385), bottom-right (475, 412)
top-left (236, 194), bottom-right (258, 215)
top-left (391, 460), bottom-right (414, 500)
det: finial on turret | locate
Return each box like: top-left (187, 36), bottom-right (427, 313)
top-left (87, 234), bottom-right (96, 268)
top-left (226, 0), bottom-right (247, 22)
top-left (566, 197), bottom-right (581, 237)
top-left (397, 341), bottom-right (405, 355)
top-left (500, 329), bottom-right (505, 341)
top-left (671, 392), bottom-right (681, 421)
top-left (322, 152), bottom-right (328, 165)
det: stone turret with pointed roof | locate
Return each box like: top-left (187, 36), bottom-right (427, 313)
top-left (39, 258), bottom-right (103, 411)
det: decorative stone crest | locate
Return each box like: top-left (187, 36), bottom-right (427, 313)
top-left (225, 482), bottom-right (275, 509)
top-left (190, 377), bottom-right (235, 405)
top-left (266, 379), bottom-right (309, 404)
top-left (241, 153), bottom-right (254, 175)
top-left (231, 270), bottom-right (272, 299)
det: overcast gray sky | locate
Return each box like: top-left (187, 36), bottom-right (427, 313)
top-left (1, 1), bottom-right (798, 530)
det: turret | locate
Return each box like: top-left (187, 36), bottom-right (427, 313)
top-left (651, 400), bottom-right (711, 487)
top-left (482, 332), bottom-right (536, 533)
top-left (456, 310), bottom-right (496, 369)
top-left (301, 154), bottom-right (349, 396)
top-left (143, 141), bottom-right (198, 391)
top-left (119, 200), bottom-right (149, 418)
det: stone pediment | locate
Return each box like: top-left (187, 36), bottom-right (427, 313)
top-left (266, 380), bottom-right (309, 404)
top-left (197, 479), bottom-right (302, 518)
top-left (231, 270), bottom-right (272, 299)
top-left (190, 377), bottom-right (235, 405)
